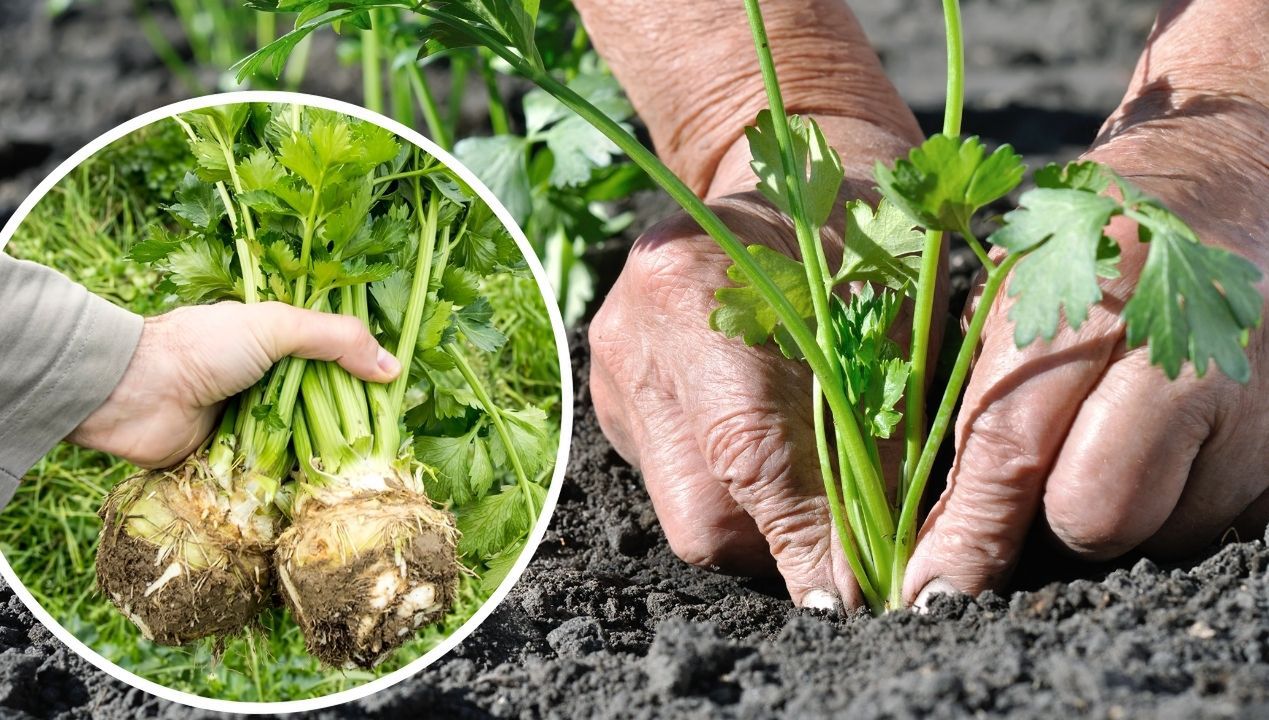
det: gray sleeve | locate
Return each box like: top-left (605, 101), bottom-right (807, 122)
top-left (0, 254), bottom-right (143, 507)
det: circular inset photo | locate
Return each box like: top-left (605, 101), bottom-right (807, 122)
top-left (0, 93), bottom-right (569, 710)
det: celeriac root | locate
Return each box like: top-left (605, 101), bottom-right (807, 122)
top-left (95, 455), bottom-right (277, 645)
top-left (274, 463), bottom-right (459, 669)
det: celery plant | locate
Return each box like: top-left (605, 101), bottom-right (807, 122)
top-left (234, 0), bottom-right (648, 324)
top-left (95, 103), bottom-right (343, 644)
top-left (239, 0), bottom-right (1262, 613)
top-left (99, 103), bottom-right (556, 663)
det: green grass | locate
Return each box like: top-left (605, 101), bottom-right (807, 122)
top-left (0, 123), bottom-right (559, 703)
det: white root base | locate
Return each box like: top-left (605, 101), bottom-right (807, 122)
top-left (143, 562), bottom-right (184, 598)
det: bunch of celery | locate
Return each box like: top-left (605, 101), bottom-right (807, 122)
top-left (98, 103), bottom-right (556, 665)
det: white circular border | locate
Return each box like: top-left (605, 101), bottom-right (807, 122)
top-left (0, 91), bottom-right (574, 714)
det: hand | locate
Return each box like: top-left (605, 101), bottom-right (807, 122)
top-left (903, 0), bottom-right (1269, 606)
top-left (578, 0), bottom-right (925, 607)
top-left (67, 301), bottom-right (401, 469)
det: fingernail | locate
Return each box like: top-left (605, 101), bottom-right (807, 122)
top-left (801, 589), bottom-right (839, 612)
top-left (377, 348), bottom-right (401, 378)
top-left (913, 577), bottom-right (962, 614)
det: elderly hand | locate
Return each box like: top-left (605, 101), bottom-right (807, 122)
top-left (578, 0), bottom-right (928, 608)
top-left (903, 0), bottom-right (1269, 606)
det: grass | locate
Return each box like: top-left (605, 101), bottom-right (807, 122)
top-left (0, 122), bottom-right (558, 702)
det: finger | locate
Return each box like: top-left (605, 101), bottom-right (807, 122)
top-left (680, 334), bottom-right (861, 609)
top-left (249, 302), bottom-right (400, 383)
top-left (1142, 374), bottom-right (1269, 556)
top-left (902, 299), bottom-right (1121, 606)
top-left (587, 239), bottom-right (769, 574)
top-left (639, 403), bottom-right (773, 576)
top-left (588, 303), bottom-right (644, 466)
top-left (588, 363), bottom-right (638, 466)
top-left (1043, 351), bottom-right (1210, 560)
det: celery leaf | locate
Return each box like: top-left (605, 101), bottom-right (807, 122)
top-left (1123, 203), bottom-right (1263, 381)
top-left (455, 297), bottom-right (508, 352)
top-left (747, 111), bottom-right (844, 229)
top-left (837, 198), bottom-right (925, 292)
top-left (489, 405), bottom-right (554, 478)
top-left (876, 134), bottom-right (1023, 232)
top-left (417, 425), bottom-right (496, 505)
top-left (711, 245), bottom-right (814, 350)
top-left (991, 186), bottom-right (1120, 345)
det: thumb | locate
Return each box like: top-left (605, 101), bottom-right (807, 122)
top-left (902, 308), bottom-right (1115, 608)
top-left (249, 301), bottom-right (401, 384)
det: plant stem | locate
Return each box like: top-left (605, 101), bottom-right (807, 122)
top-left (391, 63), bottom-right (415, 127)
top-left (742, 0), bottom-right (893, 562)
top-left (293, 173), bottom-right (324, 308)
top-left (448, 344), bottom-right (532, 491)
top-left (372, 167), bottom-right (440, 186)
top-left (478, 49), bottom-right (511, 135)
top-left (941, 0), bottom-right (966, 139)
top-left (407, 63), bottom-right (451, 149)
top-left (172, 115), bottom-right (260, 303)
top-left (446, 52), bottom-right (471, 136)
top-left (207, 398), bottom-right (239, 478)
top-left (890, 252), bottom-right (1019, 607)
top-left (301, 362), bottom-right (351, 470)
top-left (373, 185), bottom-right (440, 459)
top-left (258, 165), bottom-right (326, 452)
top-left (212, 128), bottom-right (262, 304)
top-left (958, 223), bottom-right (995, 272)
top-left (901, 0), bottom-right (966, 499)
top-left (389, 187), bottom-right (439, 410)
top-left (362, 11), bottom-right (384, 114)
top-left (292, 408), bottom-right (318, 481)
top-left (835, 417), bottom-right (892, 579)
top-left (330, 288), bottom-right (372, 443)
top-left (813, 380), bottom-right (884, 612)
top-left (741, 0), bottom-right (832, 285)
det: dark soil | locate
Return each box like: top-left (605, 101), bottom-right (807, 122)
top-left (5, 0), bottom-right (1269, 718)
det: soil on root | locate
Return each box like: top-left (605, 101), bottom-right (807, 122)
top-left (95, 471), bottom-right (273, 646)
top-left (275, 488), bottom-right (460, 669)
top-left (95, 522), bottom-right (270, 646)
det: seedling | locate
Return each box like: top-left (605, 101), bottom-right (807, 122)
top-left (240, 0), bottom-right (1263, 612)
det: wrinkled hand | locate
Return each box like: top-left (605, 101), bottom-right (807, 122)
top-left (903, 0), bottom-right (1269, 605)
top-left (68, 301), bottom-right (401, 469)
top-left (591, 134), bottom-right (926, 610)
top-left (577, 0), bottom-right (925, 608)
top-left (592, 193), bottom-right (842, 607)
